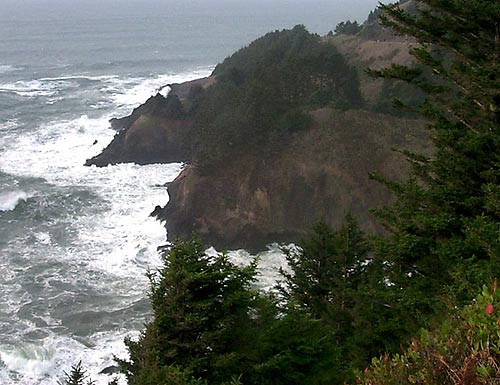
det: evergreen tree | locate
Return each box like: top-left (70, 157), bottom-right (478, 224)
top-left (118, 237), bottom-right (259, 385)
top-left (280, 216), bottom-right (368, 321)
top-left (163, 94), bottom-right (186, 120)
top-left (59, 362), bottom-right (95, 385)
top-left (252, 304), bottom-right (344, 385)
top-left (278, 216), bottom-right (386, 378)
top-left (334, 20), bottom-right (362, 35)
top-left (118, 237), bottom-right (347, 385)
top-left (370, 0), bottom-right (500, 324)
top-left (190, 25), bottom-right (363, 171)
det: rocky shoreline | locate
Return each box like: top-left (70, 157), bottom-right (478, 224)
top-left (85, 23), bottom-right (429, 252)
top-left (85, 77), bottom-right (215, 167)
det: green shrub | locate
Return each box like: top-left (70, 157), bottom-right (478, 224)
top-left (358, 282), bottom-right (500, 385)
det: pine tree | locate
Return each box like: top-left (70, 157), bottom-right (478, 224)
top-left (278, 216), bottom-right (383, 378)
top-left (370, 0), bottom-right (500, 321)
top-left (334, 20), bottom-right (362, 35)
top-left (118, 237), bottom-right (259, 385)
top-left (280, 216), bottom-right (368, 321)
top-left (59, 362), bottom-right (95, 385)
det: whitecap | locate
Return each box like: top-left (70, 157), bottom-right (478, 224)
top-left (0, 119), bottom-right (18, 131)
top-left (0, 332), bottom-right (129, 385)
top-left (38, 74), bottom-right (119, 82)
top-left (0, 64), bottom-right (18, 74)
top-left (0, 80), bottom-right (57, 98)
top-left (0, 114), bottom-right (115, 181)
top-left (253, 243), bottom-right (293, 291)
top-left (207, 244), bottom-right (290, 291)
top-left (34, 232), bottom-right (51, 245)
top-left (0, 343), bottom-right (58, 384)
top-left (0, 67), bottom-right (219, 385)
top-left (0, 190), bottom-right (30, 212)
top-left (0, 78), bottom-right (78, 98)
top-left (108, 67), bottom-right (213, 109)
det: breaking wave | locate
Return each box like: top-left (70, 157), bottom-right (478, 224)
top-left (0, 190), bottom-right (30, 212)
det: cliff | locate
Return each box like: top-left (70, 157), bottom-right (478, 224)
top-left (85, 77), bottom-right (214, 166)
top-left (159, 109), bottom-right (427, 252)
top-left (86, 11), bottom-right (429, 251)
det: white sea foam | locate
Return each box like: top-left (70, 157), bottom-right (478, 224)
top-left (0, 75), bottom-right (185, 383)
top-left (0, 64), bottom-right (18, 74)
top-left (0, 66), bottom-right (275, 385)
top-left (76, 162), bottom-right (184, 276)
top-left (0, 332), bottom-right (128, 385)
top-left (34, 232), bottom-right (52, 245)
top-left (0, 79), bottom-right (77, 98)
top-left (107, 67), bottom-right (213, 109)
top-left (0, 75), bottom-right (118, 99)
top-left (0, 190), bottom-right (30, 212)
top-left (0, 114), bottom-right (115, 181)
top-left (215, 244), bottom-right (290, 291)
top-left (38, 74), bottom-right (119, 82)
top-left (0, 119), bottom-right (18, 131)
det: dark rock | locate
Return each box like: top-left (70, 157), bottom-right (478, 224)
top-left (109, 93), bottom-right (169, 131)
top-left (85, 115), bottom-right (192, 166)
top-left (100, 365), bottom-right (119, 375)
top-left (151, 205), bottom-right (163, 217)
top-left (86, 76), bottom-right (216, 167)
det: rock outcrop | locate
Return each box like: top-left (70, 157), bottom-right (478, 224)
top-left (85, 77), bottom-right (215, 166)
top-left (86, 113), bottom-right (192, 166)
top-left (86, 93), bottom-right (191, 166)
top-left (86, 11), bottom-right (430, 251)
top-left (157, 109), bottom-right (428, 252)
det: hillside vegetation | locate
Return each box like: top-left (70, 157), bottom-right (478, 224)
top-left (184, 25), bottom-right (364, 171)
top-left (86, 18), bottom-right (428, 249)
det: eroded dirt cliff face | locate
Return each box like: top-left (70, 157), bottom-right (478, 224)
top-left (158, 109), bottom-right (428, 252)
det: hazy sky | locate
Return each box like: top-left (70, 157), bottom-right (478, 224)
top-left (0, 0), bottom-right (386, 25)
top-left (0, 0), bottom-right (388, 65)
top-left (1, 0), bottom-right (385, 24)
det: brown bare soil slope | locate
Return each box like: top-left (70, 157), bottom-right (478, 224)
top-left (160, 108), bottom-right (428, 251)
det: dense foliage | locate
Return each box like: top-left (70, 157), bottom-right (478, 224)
top-left (367, 0), bottom-right (500, 328)
top-left (117, 238), bottom-right (259, 385)
top-left (278, 217), bottom-right (407, 379)
top-left (119, 1), bottom-right (500, 383)
top-left (355, 0), bottom-right (500, 382)
top-left (117, 235), bottom-right (360, 385)
top-left (359, 283), bottom-right (500, 385)
top-left (334, 20), bottom-right (362, 35)
top-left (114, 219), bottom-right (413, 385)
top-left (183, 25), bottom-right (363, 171)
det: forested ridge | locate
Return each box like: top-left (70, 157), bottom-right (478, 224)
top-left (182, 24), bottom-right (364, 172)
top-left (64, 1), bottom-right (500, 384)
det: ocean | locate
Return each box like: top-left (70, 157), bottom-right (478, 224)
top-left (0, 0), bottom-right (379, 383)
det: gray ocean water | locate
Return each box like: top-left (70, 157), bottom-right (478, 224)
top-left (0, 0), bottom-right (379, 383)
